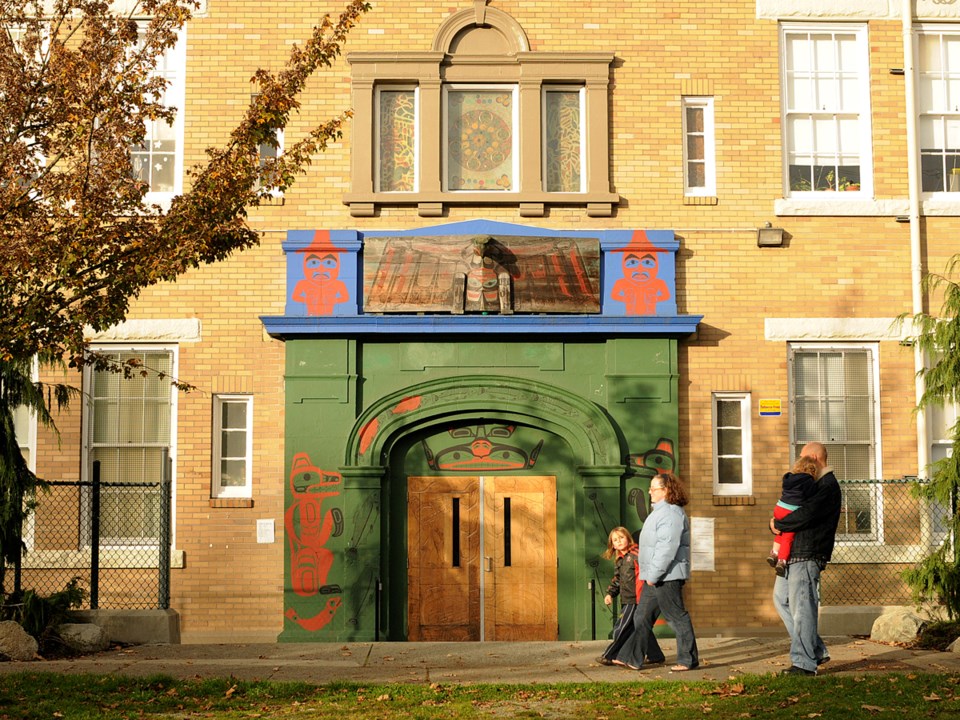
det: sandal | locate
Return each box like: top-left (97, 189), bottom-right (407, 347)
top-left (670, 663), bottom-right (698, 672)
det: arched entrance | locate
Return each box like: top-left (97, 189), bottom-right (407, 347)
top-left (342, 375), bottom-right (626, 641)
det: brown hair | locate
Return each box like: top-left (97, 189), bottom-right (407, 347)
top-left (602, 526), bottom-right (634, 560)
top-left (654, 471), bottom-right (689, 507)
top-left (792, 456), bottom-right (819, 480)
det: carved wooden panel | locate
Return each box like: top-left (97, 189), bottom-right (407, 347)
top-left (364, 235), bottom-right (600, 313)
top-left (407, 477), bottom-right (481, 641)
top-left (487, 476), bottom-right (558, 641)
top-left (407, 475), bottom-right (557, 642)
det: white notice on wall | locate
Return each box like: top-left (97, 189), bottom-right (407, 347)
top-left (256, 518), bottom-right (275, 544)
top-left (690, 516), bottom-right (715, 572)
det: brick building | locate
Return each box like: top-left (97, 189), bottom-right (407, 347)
top-left (17, 0), bottom-right (960, 642)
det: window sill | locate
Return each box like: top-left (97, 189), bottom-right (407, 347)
top-left (683, 195), bottom-right (718, 206)
top-left (344, 191), bottom-right (620, 218)
top-left (713, 495), bottom-right (756, 506)
top-left (777, 196), bottom-right (960, 217)
top-left (21, 548), bottom-right (185, 569)
top-left (209, 497), bottom-right (254, 508)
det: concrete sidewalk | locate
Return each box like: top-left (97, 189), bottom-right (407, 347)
top-left (3, 636), bottom-right (960, 684)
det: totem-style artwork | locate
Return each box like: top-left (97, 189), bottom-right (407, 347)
top-left (422, 424), bottom-right (544, 471)
top-left (284, 452), bottom-right (344, 632)
top-left (626, 438), bottom-right (676, 525)
top-left (358, 394), bottom-right (423, 458)
top-left (363, 234), bottom-right (599, 313)
top-left (607, 230), bottom-right (672, 316)
top-left (289, 231), bottom-right (351, 316)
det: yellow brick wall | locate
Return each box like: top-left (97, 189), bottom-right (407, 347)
top-left (28, 1), bottom-right (952, 638)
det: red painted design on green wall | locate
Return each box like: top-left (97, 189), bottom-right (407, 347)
top-left (358, 417), bottom-right (379, 456)
top-left (393, 395), bottom-right (422, 414)
top-left (285, 452), bottom-right (343, 632)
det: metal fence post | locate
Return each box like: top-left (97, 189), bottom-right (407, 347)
top-left (159, 448), bottom-right (172, 610)
top-left (91, 460), bottom-right (100, 610)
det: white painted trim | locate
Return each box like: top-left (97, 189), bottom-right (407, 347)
top-left (711, 392), bottom-right (753, 497)
top-left (757, 0), bottom-right (960, 21)
top-left (765, 317), bottom-right (911, 341)
top-left (85, 318), bottom-right (201, 343)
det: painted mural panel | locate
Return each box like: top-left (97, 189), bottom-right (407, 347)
top-left (604, 230), bottom-right (675, 316)
top-left (446, 89), bottom-right (514, 191)
top-left (363, 234), bottom-right (600, 313)
top-left (287, 230), bottom-right (356, 317)
top-left (284, 452), bottom-right (344, 632)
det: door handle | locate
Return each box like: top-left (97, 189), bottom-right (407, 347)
top-left (484, 556), bottom-right (493, 572)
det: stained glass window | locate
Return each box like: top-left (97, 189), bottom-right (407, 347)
top-left (446, 88), bottom-right (515, 191)
top-left (544, 88), bottom-right (583, 193)
top-left (377, 88), bottom-right (417, 192)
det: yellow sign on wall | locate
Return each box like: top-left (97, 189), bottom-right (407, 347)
top-left (759, 399), bottom-right (781, 417)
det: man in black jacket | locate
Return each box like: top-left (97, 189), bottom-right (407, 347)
top-left (770, 441), bottom-right (842, 676)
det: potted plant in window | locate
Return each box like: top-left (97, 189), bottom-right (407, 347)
top-left (839, 178), bottom-right (860, 191)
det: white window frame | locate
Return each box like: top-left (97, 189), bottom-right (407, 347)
top-left (542, 85), bottom-right (586, 193)
top-left (374, 84), bottom-right (419, 193)
top-left (916, 25), bottom-right (960, 197)
top-left (442, 83), bottom-right (520, 193)
top-left (788, 342), bottom-right (882, 545)
top-left (134, 27), bottom-right (186, 206)
top-left (212, 394), bottom-right (253, 499)
top-left (682, 96), bottom-right (716, 197)
top-left (12, 358), bottom-right (38, 552)
top-left (780, 23), bottom-right (873, 198)
top-left (81, 344), bottom-right (179, 549)
top-left (711, 392), bottom-right (753, 496)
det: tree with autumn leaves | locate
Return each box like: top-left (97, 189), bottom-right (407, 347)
top-left (0, 0), bottom-right (369, 591)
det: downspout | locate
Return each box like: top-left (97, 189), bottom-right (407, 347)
top-left (903, 0), bottom-right (929, 480)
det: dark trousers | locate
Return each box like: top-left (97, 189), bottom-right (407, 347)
top-left (601, 603), bottom-right (665, 662)
top-left (618, 580), bottom-right (698, 669)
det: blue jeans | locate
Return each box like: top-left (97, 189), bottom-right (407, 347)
top-left (773, 560), bottom-right (829, 672)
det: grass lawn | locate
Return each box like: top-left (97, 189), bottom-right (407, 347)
top-left (0, 671), bottom-right (959, 719)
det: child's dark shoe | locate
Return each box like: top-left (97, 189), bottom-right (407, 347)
top-left (766, 553), bottom-right (778, 568)
top-left (775, 560), bottom-right (787, 576)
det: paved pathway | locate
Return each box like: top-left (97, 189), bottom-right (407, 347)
top-left (3, 636), bottom-right (960, 684)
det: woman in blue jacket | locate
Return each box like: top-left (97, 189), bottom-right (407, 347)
top-left (615, 471), bottom-right (700, 672)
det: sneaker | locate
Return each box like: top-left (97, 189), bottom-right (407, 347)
top-left (781, 665), bottom-right (816, 676)
top-left (816, 655), bottom-right (831, 666)
top-left (766, 554), bottom-right (778, 568)
top-left (775, 560), bottom-right (787, 577)
top-left (596, 656), bottom-right (614, 666)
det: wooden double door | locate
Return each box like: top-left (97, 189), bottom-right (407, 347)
top-left (407, 476), bottom-right (557, 641)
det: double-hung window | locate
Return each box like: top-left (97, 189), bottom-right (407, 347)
top-left (130, 27), bottom-right (186, 203)
top-left (682, 97), bottom-right (716, 197)
top-left (712, 392), bottom-right (752, 496)
top-left (927, 389), bottom-right (957, 544)
top-left (917, 26), bottom-right (960, 194)
top-left (212, 394), bottom-right (253, 499)
top-left (781, 24), bottom-right (871, 196)
top-left (85, 347), bottom-right (176, 545)
top-left (789, 344), bottom-right (880, 541)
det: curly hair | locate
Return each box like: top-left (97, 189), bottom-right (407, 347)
top-left (792, 455), bottom-right (820, 480)
top-left (654, 471), bottom-right (689, 507)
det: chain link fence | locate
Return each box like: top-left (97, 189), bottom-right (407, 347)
top-left (9, 454), bottom-right (172, 610)
top-left (821, 478), bottom-right (950, 606)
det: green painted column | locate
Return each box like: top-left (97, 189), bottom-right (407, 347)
top-left (578, 464), bottom-right (625, 641)
top-left (338, 466), bottom-right (384, 641)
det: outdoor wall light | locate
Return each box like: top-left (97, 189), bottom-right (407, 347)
top-left (756, 222), bottom-right (785, 247)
